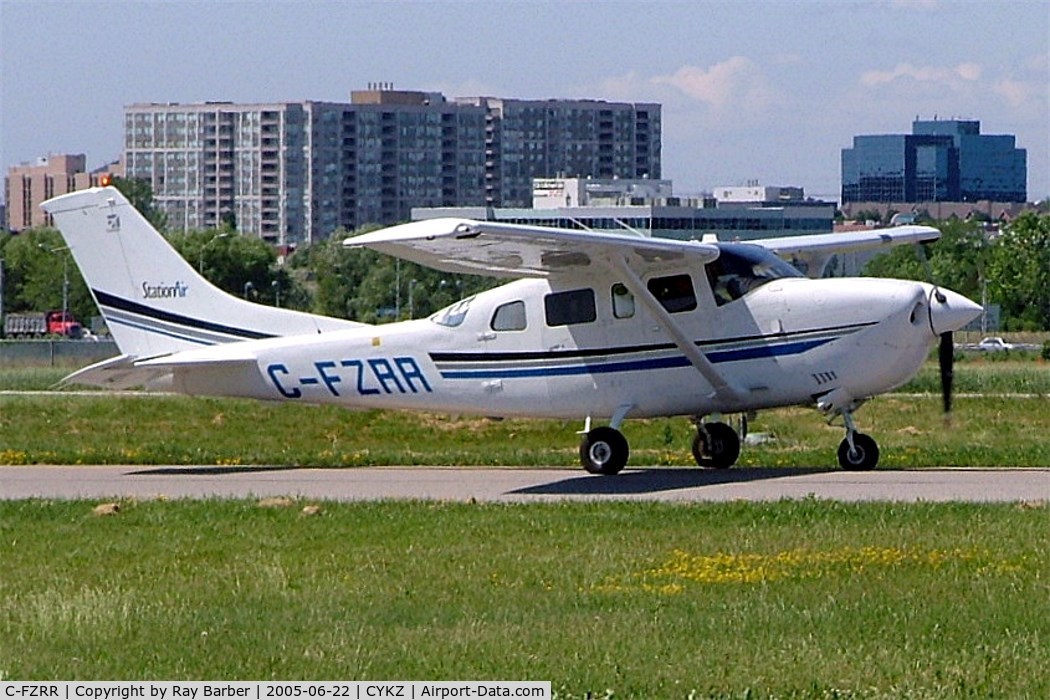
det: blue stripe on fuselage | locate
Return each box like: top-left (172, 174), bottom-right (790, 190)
top-left (436, 337), bottom-right (833, 380)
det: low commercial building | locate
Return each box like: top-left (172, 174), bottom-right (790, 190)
top-left (413, 177), bottom-right (834, 243)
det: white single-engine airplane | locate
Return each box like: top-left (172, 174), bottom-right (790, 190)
top-left (42, 187), bottom-right (981, 473)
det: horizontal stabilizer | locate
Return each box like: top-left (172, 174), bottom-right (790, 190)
top-left (135, 346), bottom-right (260, 368)
top-left (61, 354), bottom-right (172, 391)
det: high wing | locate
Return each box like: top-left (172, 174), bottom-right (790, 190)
top-left (344, 218), bottom-right (720, 278)
top-left (346, 218), bottom-right (742, 402)
top-left (753, 225), bottom-right (941, 278)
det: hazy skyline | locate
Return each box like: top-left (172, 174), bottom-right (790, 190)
top-left (2, 0), bottom-right (1047, 203)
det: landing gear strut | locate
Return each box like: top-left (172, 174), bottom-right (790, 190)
top-left (691, 419), bottom-right (741, 469)
top-left (837, 409), bottom-right (879, 470)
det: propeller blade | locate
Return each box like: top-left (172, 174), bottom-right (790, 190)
top-left (939, 331), bottom-right (954, 413)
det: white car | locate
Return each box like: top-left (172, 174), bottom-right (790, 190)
top-left (967, 337), bottom-right (1041, 352)
top-left (975, 337), bottom-right (1016, 351)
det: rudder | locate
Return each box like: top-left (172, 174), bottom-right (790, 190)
top-left (42, 187), bottom-right (361, 358)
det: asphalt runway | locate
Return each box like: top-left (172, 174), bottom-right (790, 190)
top-left (1, 465), bottom-right (1048, 503)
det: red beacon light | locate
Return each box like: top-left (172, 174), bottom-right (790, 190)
top-left (99, 174), bottom-right (113, 187)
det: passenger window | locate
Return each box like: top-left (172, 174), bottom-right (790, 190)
top-left (611, 283), bottom-right (635, 319)
top-left (491, 300), bottom-right (527, 331)
top-left (544, 288), bottom-right (596, 326)
top-left (647, 274), bottom-right (697, 313)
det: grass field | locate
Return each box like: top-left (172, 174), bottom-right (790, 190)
top-left (1, 499), bottom-right (1047, 697)
top-left (2, 360), bottom-right (1048, 696)
top-left (1, 390), bottom-right (1048, 468)
top-left (3, 357), bottom-right (1050, 470)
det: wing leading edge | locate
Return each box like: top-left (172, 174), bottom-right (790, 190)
top-left (753, 225), bottom-right (941, 278)
top-left (343, 218), bottom-right (721, 278)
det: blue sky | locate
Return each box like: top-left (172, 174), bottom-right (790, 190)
top-left (2, 0), bottom-right (1047, 201)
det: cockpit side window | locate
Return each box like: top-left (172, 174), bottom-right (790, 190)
top-left (705, 243), bottom-right (804, 306)
top-left (544, 288), bottom-right (596, 327)
top-left (491, 300), bottom-right (527, 331)
top-left (647, 274), bottom-right (697, 313)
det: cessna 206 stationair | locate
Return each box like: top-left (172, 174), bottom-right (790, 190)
top-left (42, 187), bottom-right (981, 474)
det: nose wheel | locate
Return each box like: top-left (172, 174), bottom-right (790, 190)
top-left (837, 410), bottom-right (880, 470)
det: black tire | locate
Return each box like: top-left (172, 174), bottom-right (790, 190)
top-left (838, 432), bottom-right (879, 470)
top-left (580, 426), bottom-right (629, 475)
top-left (691, 421), bottom-right (740, 469)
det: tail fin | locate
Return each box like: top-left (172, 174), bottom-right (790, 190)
top-left (41, 187), bottom-right (363, 358)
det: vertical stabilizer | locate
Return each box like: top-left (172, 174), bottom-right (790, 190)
top-left (41, 187), bottom-right (363, 358)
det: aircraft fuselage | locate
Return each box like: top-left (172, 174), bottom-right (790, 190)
top-left (167, 271), bottom-right (938, 421)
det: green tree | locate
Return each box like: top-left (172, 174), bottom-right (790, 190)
top-left (0, 228), bottom-right (96, 324)
top-left (985, 212), bottom-right (1050, 330)
top-left (925, 219), bottom-right (988, 301)
top-left (287, 228), bottom-right (381, 320)
top-left (863, 219), bottom-right (988, 301)
top-left (290, 226), bottom-right (500, 323)
top-left (167, 228), bottom-right (296, 307)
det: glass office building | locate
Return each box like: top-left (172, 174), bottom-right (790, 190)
top-left (841, 120), bottom-right (1026, 204)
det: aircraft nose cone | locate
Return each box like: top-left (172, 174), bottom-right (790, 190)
top-left (929, 287), bottom-right (982, 335)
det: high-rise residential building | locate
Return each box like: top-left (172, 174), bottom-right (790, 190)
top-left (4, 154), bottom-right (122, 232)
top-left (841, 119), bottom-right (1026, 204)
top-left (453, 96), bottom-right (660, 207)
top-left (124, 89), bottom-right (661, 245)
top-left (125, 94), bottom-right (487, 245)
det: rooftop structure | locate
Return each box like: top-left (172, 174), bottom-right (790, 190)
top-left (416, 177), bottom-right (834, 244)
top-left (532, 177), bottom-right (673, 209)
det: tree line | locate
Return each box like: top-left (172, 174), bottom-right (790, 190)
top-left (862, 213), bottom-right (1050, 331)
top-left (1, 180), bottom-right (1048, 331)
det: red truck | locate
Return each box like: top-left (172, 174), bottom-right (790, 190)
top-left (2, 311), bottom-right (83, 339)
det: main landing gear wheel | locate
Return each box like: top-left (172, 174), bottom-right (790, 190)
top-left (580, 426), bottom-right (629, 475)
top-left (838, 432), bottom-right (879, 471)
top-left (692, 421), bottom-right (740, 469)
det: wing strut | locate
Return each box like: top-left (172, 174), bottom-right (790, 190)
top-left (611, 257), bottom-right (745, 403)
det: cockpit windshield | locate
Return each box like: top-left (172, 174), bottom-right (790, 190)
top-left (430, 296), bottom-right (475, 327)
top-left (705, 243), bottom-right (804, 306)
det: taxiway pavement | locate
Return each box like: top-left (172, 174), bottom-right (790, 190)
top-left (1, 465), bottom-right (1048, 503)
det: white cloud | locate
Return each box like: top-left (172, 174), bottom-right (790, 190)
top-left (993, 78), bottom-right (1040, 108)
top-left (652, 56), bottom-right (775, 113)
top-left (860, 62), bottom-right (982, 87)
top-left (593, 71), bottom-right (653, 102)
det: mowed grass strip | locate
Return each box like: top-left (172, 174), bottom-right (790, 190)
top-left (1, 392), bottom-right (1048, 467)
top-left (899, 357), bottom-right (1050, 395)
top-left (0, 500), bottom-right (1047, 697)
